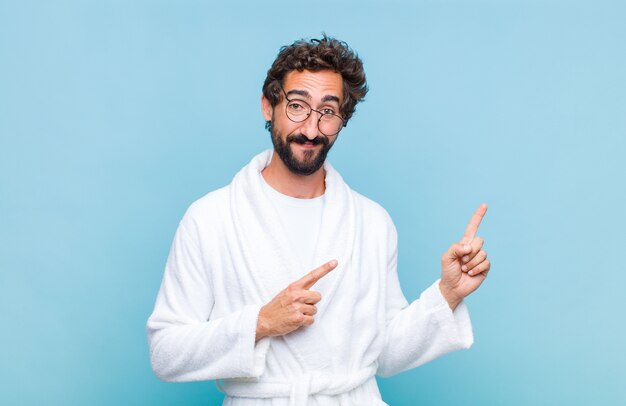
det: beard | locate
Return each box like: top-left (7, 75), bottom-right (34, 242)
top-left (270, 125), bottom-right (333, 176)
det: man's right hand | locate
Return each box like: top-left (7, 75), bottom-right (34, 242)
top-left (255, 260), bottom-right (338, 341)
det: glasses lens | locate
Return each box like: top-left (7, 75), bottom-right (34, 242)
top-left (284, 95), bottom-right (344, 136)
top-left (286, 101), bottom-right (311, 122)
top-left (318, 114), bottom-right (344, 136)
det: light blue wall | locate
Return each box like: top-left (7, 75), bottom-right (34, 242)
top-left (1, 0), bottom-right (625, 404)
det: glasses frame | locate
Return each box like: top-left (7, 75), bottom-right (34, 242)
top-left (280, 86), bottom-right (346, 137)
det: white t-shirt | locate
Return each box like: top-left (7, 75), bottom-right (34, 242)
top-left (259, 173), bottom-right (325, 275)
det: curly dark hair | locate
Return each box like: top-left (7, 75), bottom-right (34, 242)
top-left (262, 35), bottom-right (368, 129)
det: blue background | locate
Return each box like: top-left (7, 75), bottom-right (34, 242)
top-left (1, 0), bottom-right (625, 404)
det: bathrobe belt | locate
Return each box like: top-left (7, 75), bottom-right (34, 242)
top-left (218, 364), bottom-right (377, 405)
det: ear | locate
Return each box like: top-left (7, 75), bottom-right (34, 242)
top-left (261, 94), bottom-right (273, 122)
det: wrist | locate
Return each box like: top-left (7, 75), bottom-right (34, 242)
top-left (255, 309), bottom-right (269, 342)
top-left (438, 281), bottom-right (461, 311)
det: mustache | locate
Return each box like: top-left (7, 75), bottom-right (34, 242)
top-left (287, 134), bottom-right (329, 146)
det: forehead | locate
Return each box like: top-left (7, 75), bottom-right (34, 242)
top-left (283, 70), bottom-right (343, 103)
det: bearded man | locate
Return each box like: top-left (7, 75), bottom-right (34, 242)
top-left (147, 35), bottom-right (491, 405)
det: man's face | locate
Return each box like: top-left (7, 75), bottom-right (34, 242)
top-left (262, 70), bottom-right (344, 176)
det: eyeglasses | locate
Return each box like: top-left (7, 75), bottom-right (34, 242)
top-left (280, 87), bottom-right (346, 137)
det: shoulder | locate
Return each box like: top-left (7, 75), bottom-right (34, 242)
top-left (179, 185), bottom-right (232, 233)
top-left (187, 185), bottom-right (231, 214)
top-left (348, 189), bottom-right (398, 255)
top-left (350, 189), bottom-right (396, 232)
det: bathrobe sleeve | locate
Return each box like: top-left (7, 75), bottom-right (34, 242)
top-left (376, 217), bottom-right (474, 377)
top-left (147, 221), bottom-right (270, 382)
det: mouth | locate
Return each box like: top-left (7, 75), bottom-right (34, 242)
top-left (296, 141), bottom-right (321, 149)
top-left (288, 134), bottom-right (328, 147)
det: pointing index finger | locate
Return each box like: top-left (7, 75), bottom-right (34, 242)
top-left (461, 203), bottom-right (488, 243)
top-left (292, 260), bottom-right (338, 290)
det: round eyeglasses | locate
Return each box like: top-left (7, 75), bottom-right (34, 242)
top-left (280, 87), bottom-right (346, 137)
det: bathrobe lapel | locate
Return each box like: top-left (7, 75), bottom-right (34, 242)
top-left (229, 150), bottom-right (359, 370)
top-left (229, 151), bottom-right (299, 302)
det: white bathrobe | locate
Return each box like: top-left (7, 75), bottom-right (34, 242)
top-left (147, 150), bottom-right (473, 405)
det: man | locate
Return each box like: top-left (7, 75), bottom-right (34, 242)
top-left (147, 36), bottom-right (490, 405)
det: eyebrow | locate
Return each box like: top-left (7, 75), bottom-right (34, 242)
top-left (286, 89), bottom-right (341, 105)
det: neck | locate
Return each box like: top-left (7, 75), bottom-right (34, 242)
top-left (261, 151), bottom-right (326, 199)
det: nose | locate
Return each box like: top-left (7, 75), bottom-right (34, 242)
top-left (299, 112), bottom-right (321, 140)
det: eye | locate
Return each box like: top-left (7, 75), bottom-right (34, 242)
top-left (288, 102), bottom-right (303, 110)
top-left (321, 108), bottom-right (336, 115)
top-left (287, 100), bottom-right (311, 112)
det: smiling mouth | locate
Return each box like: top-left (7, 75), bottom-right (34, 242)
top-left (287, 134), bottom-right (328, 147)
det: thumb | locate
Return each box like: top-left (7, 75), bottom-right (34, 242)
top-left (444, 242), bottom-right (471, 262)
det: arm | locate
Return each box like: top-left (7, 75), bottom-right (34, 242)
top-left (146, 221), bottom-right (270, 382)
top-left (376, 218), bottom-right (473, 378)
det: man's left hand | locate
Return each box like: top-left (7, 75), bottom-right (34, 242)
top-left (439, 204), bottom-right (491, 310)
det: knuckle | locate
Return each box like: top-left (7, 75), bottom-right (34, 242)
top-left (286, 291), bottom-right (301, 302)
top-left (279, 296), bottom-right (288, 306)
